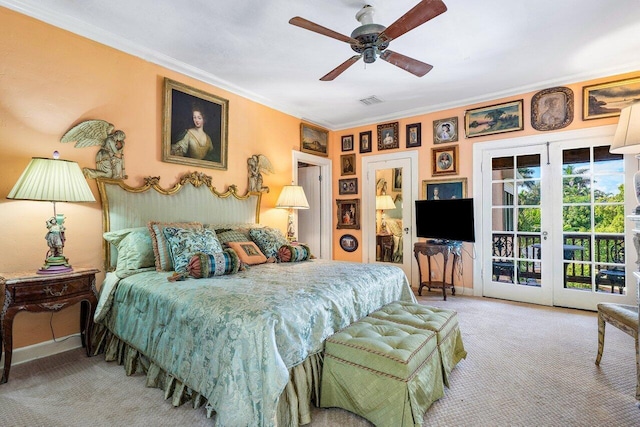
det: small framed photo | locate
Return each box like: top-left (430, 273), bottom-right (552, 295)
top-left (377, 122), bottom-right (399, 150)
top-left (341, 134), bottom-right (354, 152)
top-left (433, 117), bottom-right (458, 144)
top-left (422, 178), bottom-right (467, 200)
top-left (336, 199), bottom-right (360, 230)
top-left (359, 131), bottom-right (372, 153)
top-left (339, 234), bottom-right (359, 252)
top-left (406, 123), bottom-right (421, 148)
top-left (341, 153), bottom-right (356, 176)
top-left (582, 77), bottom-right (640, 120)
top-left (162, 78), bottom-right (229, 170)
top-left (300, 122), bottom-right (329, 157)
top-left (432, 145), bottom-right (458, 176)
top-left (464, 100), bottom-right (524, 138)
top-left (392, 168), bottom-right (402, 192)
top-left (531, 87), bottom-right (574, 131)
top-left (339, 178), bottom-right (358, 195)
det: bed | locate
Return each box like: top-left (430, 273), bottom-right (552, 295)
top-left (92, 172), bottom-right (416, 427)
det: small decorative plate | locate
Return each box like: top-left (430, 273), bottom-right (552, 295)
top-left (339, 234), bottom-right (358, 252)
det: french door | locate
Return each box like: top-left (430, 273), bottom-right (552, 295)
top-left (478, 129), bottom-right (636, 310)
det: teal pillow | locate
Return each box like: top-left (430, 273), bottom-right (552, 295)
top-left (163, 227), bottom-right (223, 273)
top-left (277, 243), bottom-right (312, 262)
top-left (249, 227), bottom-right (288, 259)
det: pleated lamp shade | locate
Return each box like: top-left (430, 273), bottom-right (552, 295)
top-left (276, 185), bottom-right (309, 209)
top-left (610, 102), bottom-right (640, 154)
top-left (8, 157), bottom-right (95, 203)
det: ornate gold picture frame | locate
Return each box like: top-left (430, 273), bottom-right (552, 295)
top-left (162, 78), bottom-right (228, 170)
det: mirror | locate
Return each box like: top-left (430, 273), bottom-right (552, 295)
top-left (375, 168), bottom-right (403, 264)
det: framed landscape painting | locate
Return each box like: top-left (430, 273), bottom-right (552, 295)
top-left (583, 77), bottom-right (640, 120)
top-left (300, 122), bottom-right (329, 157)
top-left (464, 100), bottom-right (524, 138)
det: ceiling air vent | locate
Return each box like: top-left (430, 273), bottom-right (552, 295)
top-left (359, 95), bottom-right (383, 106)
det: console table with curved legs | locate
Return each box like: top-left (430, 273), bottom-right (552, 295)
top-left (414, 240), bottom-right (462, 300)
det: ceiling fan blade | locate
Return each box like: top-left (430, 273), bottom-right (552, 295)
top-left (289, 17), bottom-right (362, 46)
top-left (379, 50), bottom-right (433, 77)
top-left (320, 55), bottom-right (362, 81)
top-left (379, 0), bottom-right (447, 42)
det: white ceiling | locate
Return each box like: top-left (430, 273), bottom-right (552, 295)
top-left (3, 0), bottom-right (640, 130)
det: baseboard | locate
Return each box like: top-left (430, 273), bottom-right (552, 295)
top-left (1, 334), bottom-right (82, 368)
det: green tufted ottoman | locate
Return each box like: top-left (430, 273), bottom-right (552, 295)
top-left (320, 316), bottom-right (444, 427)
top-left (369, 301), bottom-right (467, 387)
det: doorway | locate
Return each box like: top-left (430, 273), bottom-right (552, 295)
top-left (362, 151), bottom-right (419, 284)
top-left (292, 150), bottom-right (332, 260)
top-left (473, 126), bottom-right (637, 310)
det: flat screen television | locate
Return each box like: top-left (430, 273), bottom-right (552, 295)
top-left (415, 198), bottom-right (475, 243)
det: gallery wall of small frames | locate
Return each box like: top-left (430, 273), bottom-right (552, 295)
top-left (331, 75), bottom-right (639, 252)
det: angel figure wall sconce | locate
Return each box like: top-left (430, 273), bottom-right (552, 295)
top-left (61, 119), bottom-right (127, 179)
top-left (247, 154), bottom-right (274, 193)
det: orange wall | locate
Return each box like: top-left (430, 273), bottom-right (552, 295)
top-left (330, 71), bottom-right (640, 289)
top-left (0, 8), bottom-right (300, 349)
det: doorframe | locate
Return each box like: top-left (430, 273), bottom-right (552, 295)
top-left (292, 150), bottom-right (333, 260)
top-left (472, 124), bottom-right (625, 298)
top-left (361, 151), bottom-right (419, 285)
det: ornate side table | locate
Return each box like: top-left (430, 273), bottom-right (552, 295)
top-left (0, 267), bottom-right (99, 384)
top-left (414, 241), bottom-right (462, 300)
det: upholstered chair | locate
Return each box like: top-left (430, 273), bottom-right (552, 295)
top-left (595, 302), bottom-right (639, 401)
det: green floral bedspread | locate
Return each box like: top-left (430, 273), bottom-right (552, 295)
top-left (98, 259), bottom-right (415, 426)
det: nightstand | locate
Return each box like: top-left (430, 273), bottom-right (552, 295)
top-left (0, 267), bottom-right (99, 384)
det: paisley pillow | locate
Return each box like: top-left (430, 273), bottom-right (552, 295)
top-left (187, 249), bottom-right (240, 278)
top-left (163, 227), bottom-right (223, 273)
top-left (148, 221), bottom-right (203, 271)
top-left (249, 226), bottom-right (288, 259)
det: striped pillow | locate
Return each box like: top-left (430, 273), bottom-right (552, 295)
top-left (187, 249), bottom-right (240, 278)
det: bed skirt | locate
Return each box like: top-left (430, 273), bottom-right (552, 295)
top-left (92, 324), bottom-right (323, 426)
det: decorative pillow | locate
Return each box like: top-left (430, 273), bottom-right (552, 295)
top-left (227, 241), bottom-right (268, 265)
top-left (162, 227), bottom-right (223, 273)
top-left (216, 229), bottom-right (251, 246)
top-left (249, 226), bottom-right (288, 259)
top-left (278, 243), bottom-right (313, 262)
top-left (103, 227), bottom-right (155, 272)
top-left (148, 221), bottom-right (203, 271)
top-left (186, 249), bottom-right (240, 278)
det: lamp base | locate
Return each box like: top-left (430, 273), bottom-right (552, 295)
top-left (38, 256), bottom-right (73, 275)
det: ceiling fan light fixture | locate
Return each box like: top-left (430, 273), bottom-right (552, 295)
top-left (362, 47), bottom-right (377, 64)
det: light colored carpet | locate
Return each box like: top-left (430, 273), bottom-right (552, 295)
top-left (1, 293), bottom-right (638, 426)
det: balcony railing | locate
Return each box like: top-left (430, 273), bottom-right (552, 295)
top-left (491, 233), bottom-right (625, 293)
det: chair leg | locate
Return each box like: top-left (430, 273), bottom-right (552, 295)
top-left (635, 334), bottom-right (640, 401)
top-left (595, 312), bottom-right (605, 365)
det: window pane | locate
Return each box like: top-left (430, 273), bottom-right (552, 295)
top-left (518, 180), bottom-right (540, 205)
top-left (518, 207), bottom-right (540, 232)
top-left (593, 146), bottom-right (623, 173)
top-left (563, 148), bottom-right (590, 171)
top-left (563, 205), bottom-right (592, 232)
top-left (493, 207), bottom-right (514, 231)
top-left (594, 205), bottom-right (625, 233)
top-left (493, 182), bottom-right (515, 206)
top-left (492, 157), bottom-right (514, 179)
top-left (593, 174), bottom-right (624, 203)
top-left (563, 177), bottom-right (591, 203)
top-left (517, 154), bottom-right (540, 178)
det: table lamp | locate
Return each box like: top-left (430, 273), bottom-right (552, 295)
top-left (609, 102), bottom-right (640, 213)
top-left (276, 184), bottom-right (309, 241)
top-left (376, 194), bottom-right (396, 234)
top-left (7, 151), bottom-right (96, 274)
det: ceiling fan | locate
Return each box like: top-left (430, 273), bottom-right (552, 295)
top-left (289, 0), bottom-right (447, 81)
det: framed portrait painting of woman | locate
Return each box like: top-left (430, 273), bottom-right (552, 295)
top-left (162, 78), bottom-right (229, 170)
